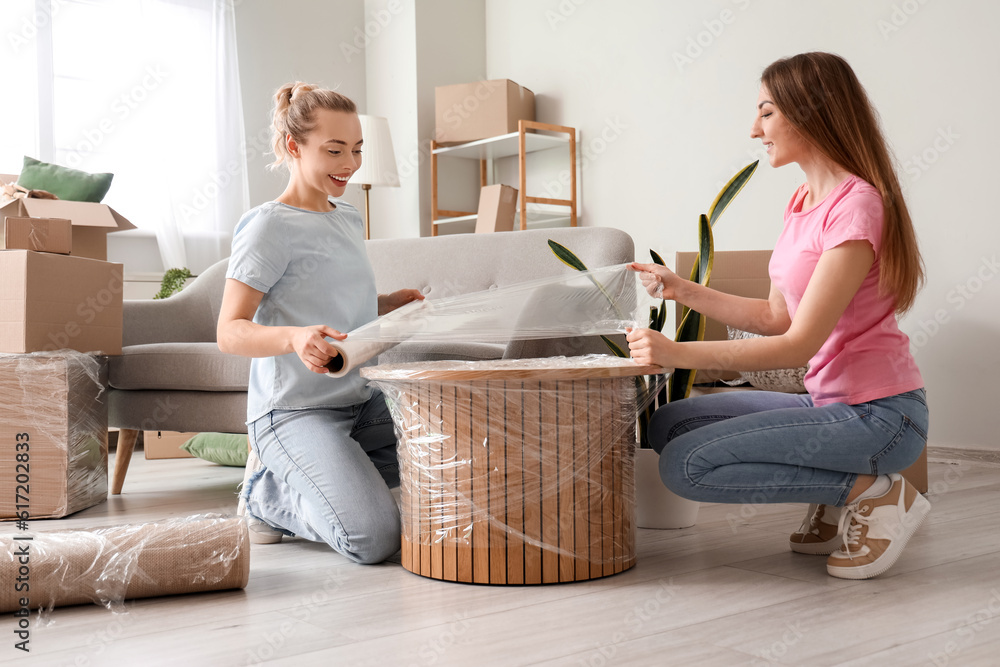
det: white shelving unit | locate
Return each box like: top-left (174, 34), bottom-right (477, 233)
top-left (431, 120), bottom-right (578, 235)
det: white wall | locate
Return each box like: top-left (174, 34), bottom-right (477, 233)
top-left (235, 0), bottom-right (368, 211)
top-left (364, 0), bottom-right (486, 238)
top-left (483, 0), bottom-right (999, 450)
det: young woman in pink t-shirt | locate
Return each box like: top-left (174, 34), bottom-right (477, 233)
top-left (627, 52), bottom-right (928, 580)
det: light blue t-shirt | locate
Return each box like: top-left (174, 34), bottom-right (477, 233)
top-left (226, 199), bottom-right (378, 423)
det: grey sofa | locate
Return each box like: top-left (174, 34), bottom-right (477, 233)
top-left (107, 226), bottom-right (635, 493)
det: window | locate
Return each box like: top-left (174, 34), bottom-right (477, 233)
top-left (1, 0), bottom-right (247, 270)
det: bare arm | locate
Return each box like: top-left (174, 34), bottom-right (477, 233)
top-left (629, 262), bottom-right (791, 335)
top-left (627, 241), bottom-right (875, 372)
top-left (216, 278), bottom-right (345, 374)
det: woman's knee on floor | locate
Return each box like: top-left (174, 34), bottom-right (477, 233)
top-left (338, 496), bottom-right (401, 565)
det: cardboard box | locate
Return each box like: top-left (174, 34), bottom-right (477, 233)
top-left (0, 352), bottom-right (108, 520)
top-left (2, 216), bottom-right (73, 254)
top-left (143, 431), bottom-right (196, 460)
top-left (475, 184), bottom-right (518, 233)
top-left (0, 196), bottom-right (135, 261)
top-left (435, 79), bottom-right (535, 145)
top-left (676, 250), bottom-right (772, 382)
top-left (0, 250), bottom-right (123, 355)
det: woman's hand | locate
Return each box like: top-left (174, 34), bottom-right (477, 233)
top-left (291, 325), bottom-right (346, 374)
top-left (626, 327), bottom-right (673, 367)
top-left (378, 289), bottom-right (425, 316)
top-left (628, 262), bottom-right (682, 300)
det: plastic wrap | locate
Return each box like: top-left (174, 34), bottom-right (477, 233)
top-left (0, 514), bottom-right (250, 614)
top-left (363, 355), bottom-right (666, 584)
top-left (328, 264), bottom-right (656, 377)
top-left (0, 351), bottom-right (108, 520)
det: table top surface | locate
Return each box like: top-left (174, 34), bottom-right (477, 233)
top-left (361, 354), bottom-right (667, 381)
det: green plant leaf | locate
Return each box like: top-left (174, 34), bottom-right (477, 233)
top-left (707, 160), bottom-right (759, 227)
top-left (650, 249), bottom-right (666, 266)
top-left (655, 300), bottom-right (666, 332)
top-left (601, 335), bottom-right (629, 358)
top-left (697, 214), bottom-right (714, 286)
top-left (668, 308), bottom-right (707, 402)
top-left (154, 267), bottom-right (192, 300)
top-left (548, 239), bottom-right (589, 271)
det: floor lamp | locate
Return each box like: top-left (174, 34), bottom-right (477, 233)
top-left (354, 115), bottom-right (400, 240)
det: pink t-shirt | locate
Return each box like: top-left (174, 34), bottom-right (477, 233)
top-left (768, 175), bottom-right (923, 406)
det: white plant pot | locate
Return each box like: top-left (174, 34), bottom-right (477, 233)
top-left (634, 447), bottom-right (699, 529)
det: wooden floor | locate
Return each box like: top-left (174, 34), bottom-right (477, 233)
top-left (4, 449), bottom-right (1000, 666)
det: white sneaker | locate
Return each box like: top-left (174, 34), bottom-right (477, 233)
top-left (789, 503), bottom-right (844, 555)
top-left (827, 474), bottom-right (930, 580)
top-left (238, 448), bottom-right (283, 545)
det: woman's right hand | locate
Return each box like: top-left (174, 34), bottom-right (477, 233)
top-left (628, 262), bottom-right (682, 300)
top-left (291, 325), bottom-right (347, 374)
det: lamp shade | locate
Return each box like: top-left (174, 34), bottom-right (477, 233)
top-left (353, 115), bottom-right (400, 187)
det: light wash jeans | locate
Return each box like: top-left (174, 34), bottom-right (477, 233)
top-left (649, 388), bottom-right (929, 508)
top-left (242, 390), bottom-right (400, 564)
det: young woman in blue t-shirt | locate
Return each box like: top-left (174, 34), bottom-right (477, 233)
top-left (217, 82), bottom-right (422, 563)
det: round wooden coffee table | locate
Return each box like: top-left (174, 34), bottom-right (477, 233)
top-left (362, 356), bottom-right (663, 585)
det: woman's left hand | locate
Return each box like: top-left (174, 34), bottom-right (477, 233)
top-left (626, 327), bottom-right (672, 367)
top-left (378, 288), bottom-right (425, 316)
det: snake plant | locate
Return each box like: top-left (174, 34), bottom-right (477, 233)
top-left (546, 160), bottom-right (758, 445)
top-left (669, 160), bottom-right (758, 402)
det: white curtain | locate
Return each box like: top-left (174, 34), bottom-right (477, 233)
top-left (0, 0), bottom-right (249, 273)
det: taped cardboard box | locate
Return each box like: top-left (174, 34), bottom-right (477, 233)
top-left (435, 79), bottom-right (535, 145)
top-left (1, 216), bottom-right (73, 254)
top-left (475, 184), bottom-right (518, 233)
top-left (143, 431), bottom-right (196, 460)
top-left (0, 250), bottom-right (123, 355)
top-left (0, 194), bottom-right (135, 261)
top-left (676, 250), bottom-right (772, 382)
top-left (0, 351), bottom-right (109, 520)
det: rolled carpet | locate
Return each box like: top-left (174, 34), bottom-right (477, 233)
top-left (1, 514), bottom-right (249, 612)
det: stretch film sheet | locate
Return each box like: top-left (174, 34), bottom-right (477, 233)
top-left (329, 264), bottom-right (656, 377)
top-left (0, 514), bottom-right (250, 615)
top-left (364, 355), bottom-right (667, 584)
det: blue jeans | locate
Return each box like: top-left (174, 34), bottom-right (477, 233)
top-left (243, 390), bottom-right (400, 564)
top-left (649, 389), bottom-right (929, 508)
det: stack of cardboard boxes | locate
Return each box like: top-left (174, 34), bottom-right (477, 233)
top-left (0, 173), bottom-right (132, 520)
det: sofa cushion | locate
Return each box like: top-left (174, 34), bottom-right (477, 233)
top-left (110, 343), bottom-right (251, 391)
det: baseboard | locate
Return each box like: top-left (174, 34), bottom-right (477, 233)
top-left (928, 446), bottom-right (1000, 467)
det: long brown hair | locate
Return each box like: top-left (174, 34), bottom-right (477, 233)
top-left (762, 52), bottom-right (924, 314)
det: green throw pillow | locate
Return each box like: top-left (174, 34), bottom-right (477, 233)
top-left (180, 433), bottom-right (249, 467)
top-left (18, 155), bottom-right (114, 202)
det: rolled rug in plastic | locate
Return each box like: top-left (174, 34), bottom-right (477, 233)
top-left (0, 514), bottom-right (249, 612)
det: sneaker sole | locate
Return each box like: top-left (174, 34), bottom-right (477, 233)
top-left (826, 493), bottom-right (930, 580)
top-left (789, 537), bottom-right (841, 556)
top-left (249, 531), bottom-right (283, 545)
